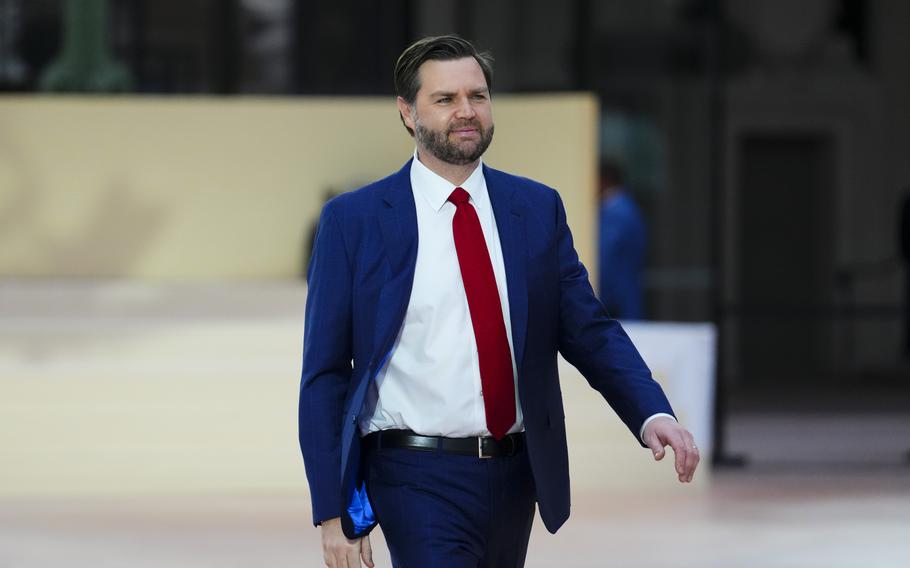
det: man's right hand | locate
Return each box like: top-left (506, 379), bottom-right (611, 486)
top-left (320, 517), bottom-right (374, 568)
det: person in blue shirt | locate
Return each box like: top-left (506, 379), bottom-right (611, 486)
top-left (598, 160), bottom-right (647, 320)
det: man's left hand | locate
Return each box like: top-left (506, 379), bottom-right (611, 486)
top-left (642, 417), bottom-right (700, 483)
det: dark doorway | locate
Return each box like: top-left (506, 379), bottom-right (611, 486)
top-left (737, 134), bottom-right (836, 388)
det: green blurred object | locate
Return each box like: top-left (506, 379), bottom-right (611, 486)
top-left (39, 0), bottom-right (133, 93)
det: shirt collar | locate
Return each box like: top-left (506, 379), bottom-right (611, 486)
top-left (410, 149), bottom-right (486, 213)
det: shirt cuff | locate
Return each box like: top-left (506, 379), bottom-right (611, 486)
top-left (639, 413), bottom-right (677, 444)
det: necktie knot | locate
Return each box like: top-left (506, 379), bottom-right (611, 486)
top-left (448, 187), bottom-right (470, 206)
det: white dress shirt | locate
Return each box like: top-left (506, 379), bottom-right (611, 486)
top-left (360, 151), bottom-right (671, 441)
top-left (360, 152), bottom-right (522, 437)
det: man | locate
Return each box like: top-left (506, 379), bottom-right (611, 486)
top-left (300, 35), bottom-right (699, 568)
top-left (598, 160), bottom-right (647, 320)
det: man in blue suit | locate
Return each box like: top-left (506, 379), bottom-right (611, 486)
top-left (300, 35), bottom-right (700, 568)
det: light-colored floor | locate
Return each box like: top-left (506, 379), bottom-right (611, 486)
top-left (2, 468), bottom-right (909, 568)
top-left (3, 281), bottom-right (909, 566)
top-left (727, 413), bottom-right (910, 466)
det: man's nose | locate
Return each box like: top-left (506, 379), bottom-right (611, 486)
top-left (454, 97), bottom-right (476, 119)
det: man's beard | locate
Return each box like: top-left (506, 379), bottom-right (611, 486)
top-left (414, 119), bottom-right (494, 166)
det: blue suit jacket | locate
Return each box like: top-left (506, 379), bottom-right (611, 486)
top-left (299, 160), bottom-right (674, 538)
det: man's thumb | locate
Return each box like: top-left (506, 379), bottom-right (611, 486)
top-left (647, 435), bottom-right (665, 461)
top-left (362, 535), bottom-right (374, 568)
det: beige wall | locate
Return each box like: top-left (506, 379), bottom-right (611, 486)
top-left (0, 94), bottom-right (598, 279)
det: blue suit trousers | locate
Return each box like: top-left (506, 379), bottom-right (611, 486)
top-left (365, 445), bottom-right (536, 567)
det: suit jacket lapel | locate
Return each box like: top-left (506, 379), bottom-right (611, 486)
top-left (371, 160), bottom-right (529, 378)
top-left (485, 165), bottom-right (529, 375)
top-left (373, 161), bottom-right (419, 368)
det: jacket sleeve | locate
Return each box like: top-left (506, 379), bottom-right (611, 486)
top-left (299, 199), bottom-right (353, 525)
top-left (553, 192), bottom-right (674, 445)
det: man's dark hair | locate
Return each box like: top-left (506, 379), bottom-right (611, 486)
top-left (394, 35), bottom-right (494, 136)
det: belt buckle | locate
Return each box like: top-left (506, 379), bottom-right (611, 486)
top-left (478, 437), bottom-right (492, 459)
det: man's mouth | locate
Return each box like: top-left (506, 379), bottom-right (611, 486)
top-left (451, 126), bottom-right (479, 137)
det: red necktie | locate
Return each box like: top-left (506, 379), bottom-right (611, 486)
top-left (448, 187), bottom-right (516, 440)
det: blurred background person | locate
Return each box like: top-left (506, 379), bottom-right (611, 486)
top-left (598, 159), bottom-right (646, 320)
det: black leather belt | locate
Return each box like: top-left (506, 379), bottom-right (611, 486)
top-left (363, 429), bottom-right (525, 459)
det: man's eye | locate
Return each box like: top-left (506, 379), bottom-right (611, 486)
top-left (472, 94), bottom-right (486, 100)
top-left (437, 97), bottom-right (451, 103)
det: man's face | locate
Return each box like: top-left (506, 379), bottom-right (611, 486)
top-left (399, 57), bottom-right (494, 165)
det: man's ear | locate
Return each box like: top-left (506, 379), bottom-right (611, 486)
top-left (396, 96), bottom-right (416, 133)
